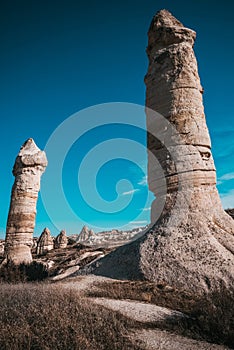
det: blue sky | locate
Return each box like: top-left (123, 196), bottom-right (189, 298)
top-left (0, 0), bottom-right (233, 237)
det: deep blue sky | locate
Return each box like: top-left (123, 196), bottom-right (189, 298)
top-left (0, 0), bottom-right (233, 237)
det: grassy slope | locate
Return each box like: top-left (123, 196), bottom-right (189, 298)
top-left (0, 283), bottom-right (141, 350)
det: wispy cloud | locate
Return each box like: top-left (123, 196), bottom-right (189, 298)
top-left (217, 172), bottom-right (234, 186)
top-left (220, 189), bottom-right (234, 209)
top-left (138, 175), bottom-right (147, 186)
top-left (211, 129), bottom-right (234, 160)
top-left (122, 189), bottom-right (139, 196)
top-left (130, 220), bottom-right (148, 225)
top-left (219, 172), bottom-right (234, 181)
top-left (141, 207), bottom-right (151, 211)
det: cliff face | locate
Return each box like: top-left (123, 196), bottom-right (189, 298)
top-left (4, 139), bottom-right (47, 264)
top-left (91, 10), bottom-right (234, 293)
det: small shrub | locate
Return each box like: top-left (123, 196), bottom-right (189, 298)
top-left (189, 286), bottom-right (234, 346)
top-left (0, 261), bottom-right (48, 282)
top-left (21, 261), bottom-right (48, 281)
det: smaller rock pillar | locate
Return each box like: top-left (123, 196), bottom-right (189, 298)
top-left (4, 139), bottom-right (48, 264)
top-left (36, 228), bottom-right (54, 255)
top-left (54, 230), bottom-right (68, 249)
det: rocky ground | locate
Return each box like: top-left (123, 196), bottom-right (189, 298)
top-left (31, 243), bottom-right (114, 279)
top-left (0, 207), bottom-right (233, 281)
top-left (0, 222), bottom-right (233, 349)
top-left (0, 211), bottom-right (233, 349)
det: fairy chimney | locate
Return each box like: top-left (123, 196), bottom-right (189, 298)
top-left (91, 10), bottom-right (234, 293)
top-left (36, 228), bottom-right (54, 255)
top-left (54, 230), bottom-right (68, 249)
top-left (77, 226), bottom-right (94, 242)
top-left (4, 139), bottom-right (47, 264)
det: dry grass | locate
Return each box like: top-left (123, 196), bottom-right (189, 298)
top-left (87, 280), bottom-right (234, 348)
top-left (0, 283), bottom-right (141, 350)
top-left (88, 280), bottom-right (197, 312)
top-left (0, 261), bottom-right (48, 282)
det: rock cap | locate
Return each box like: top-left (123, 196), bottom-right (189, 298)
top-left (148, 9), bottom-right (196, 51)
top-left (13, 138), bottom-right (48, 176)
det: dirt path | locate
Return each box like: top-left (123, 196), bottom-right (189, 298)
top-left (92, 297), bottom-right (186, 323)
top-left (58, 274), bottom-right (117, 292)
top-left (130, 329), bottom-right (229, 350)
top-left (59, 275), bottom-right (230, 350)
top-left (92, 297), bottom-right (229, 350)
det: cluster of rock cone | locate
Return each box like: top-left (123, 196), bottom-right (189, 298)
top-left (36, 228), bottom-right (68, 255)
top-left (76, 226), bottom-right (95, 242)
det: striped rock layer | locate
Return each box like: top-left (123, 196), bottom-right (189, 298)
top-left (91, 10), bottom-right (234, 293)
top-left (54, 230), bottom-right (68, 249)
top-left (36, 228), bottom-right (54, 255)
top-left (4, 139), bottom-right (47, 264)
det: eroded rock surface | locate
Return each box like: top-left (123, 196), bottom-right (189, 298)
top-left (90, 10), bottom-right (234, 293)
top-left (4, 139), bottom-right (47, 264)
top-left (77, 226), bottom-right (96, 242)
top-left (70, 226), bottom-right (148, 247)
top-left (141, 9), bottom-right (234, 292)
top-left (54, 230), bottom-right (68, 249)
top-left (36, 228), bottom-right (54, 255)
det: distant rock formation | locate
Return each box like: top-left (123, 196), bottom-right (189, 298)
top-left (36, 228), bottom-right (54, 255)
top-left (54, 230), bottom-right (68, 249)
top-left (4, 139), bottom-right (47, 264)
top-left (89, 229), bottom-right (95, 238)
top-left (76, 226), bottom-right (96, 242)
top-left (70, 226), bottom-right (148, 247)
top-left (91, 10), bottom-right (234, 293)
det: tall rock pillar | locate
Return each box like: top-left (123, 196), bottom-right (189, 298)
top-left (4, 138), bottom-right (48, 264)
top-left (92, 10), bottom-right (234, 293)
top-left (141, 9), bottom-right (234, 291)
top-left (145, 9), bottom-right (215, 221)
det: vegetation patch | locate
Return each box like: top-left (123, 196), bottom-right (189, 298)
top-left (0, 261), bottom-right (48, 282)
top-left (0, 283), bottom-right (141, 350)
top-left (87, 280), bottom-right (234, 348)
